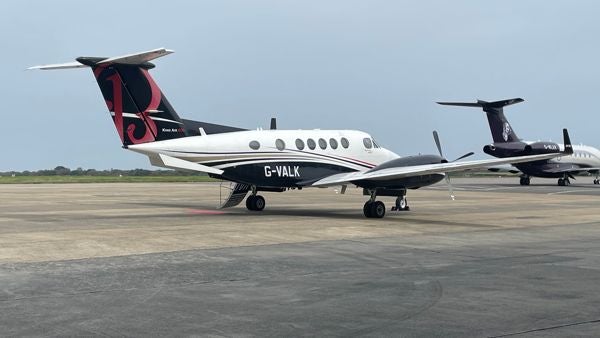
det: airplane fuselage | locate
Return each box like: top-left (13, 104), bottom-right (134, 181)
top-left (485, 141), bottom-right (600, 178)
top-left (129, 129), bottom-right (420, 188)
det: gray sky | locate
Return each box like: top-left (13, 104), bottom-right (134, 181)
top-left (2, 0), bottom-right (599, 171)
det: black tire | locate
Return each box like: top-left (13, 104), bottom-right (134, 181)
top-left (558, 178), bottom-right (565, 186)
top-left (246, 196), bottom-right (256, 211)
top-left (519, 177), bottom-right (525, 185)
top-left (363, 201), bottom-right (373, 218)
top-left (396, 196), bottom-right (409, 211)
top-left (253, 195), bottom-right (266, 211)
top-left (370, 201), bottom-right (386, 218)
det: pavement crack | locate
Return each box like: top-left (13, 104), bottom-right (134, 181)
top-left (488, 318), bottom-right (600, 337)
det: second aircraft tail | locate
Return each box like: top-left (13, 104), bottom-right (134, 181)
top-left (437, 98), bottom-right (523, 143)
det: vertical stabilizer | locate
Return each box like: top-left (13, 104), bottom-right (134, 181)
top-left (437, 98), bottom-right (523, 143)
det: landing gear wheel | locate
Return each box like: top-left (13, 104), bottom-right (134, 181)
top-left (520, 177), bottom-right (530, 186)
top-left (246, 196), bottom-right (255, 210)
top-left (594, 179), bottom-right (599, 185)
top-left (253, 195), bottom-right (265, 211)
top-left (363, 201), bottom-right (373, 218)
top-left (393, 196), bottom-right (409, 211)
top-left (558, 178), bottom-right (569, 186)
top-left (370, 201), bottom-right (386, 218)
top-left (246, 195), bottom-right (265, 211)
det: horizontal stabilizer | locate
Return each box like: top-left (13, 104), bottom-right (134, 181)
top-left (156, 154), bottom-right (224, 175)
top-left (437, 98), bottom-right (524, 109)
top-left (28, 47), bottom-right (173, 70)
top-left (97, 47), bottom-right (173, 65)
top-left (28, 62), bottom-right (88, 70)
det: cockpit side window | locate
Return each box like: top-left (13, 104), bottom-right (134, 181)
top-left (363, 137), bottom-right (373, 149)
top-left (372, 139), bottom-right (380, 148)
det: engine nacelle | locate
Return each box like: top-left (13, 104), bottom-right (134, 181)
top-left (482, 141), bottom-right (559, 157)
top-left (523, 141), bottom-right (560, 154)
top-left (368, 154), bottom-right (444, 172)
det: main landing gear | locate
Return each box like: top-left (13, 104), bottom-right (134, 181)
top-left (594, 175), bottom-right (600, 185)
top-left (246, 186), bottom-right (265, 211)
top-left (519, 176), bottom-right (531, 186)
top-left (363, 190), bottom-right (409, 218)
top-left (558, 175), bottom-right (571, 186)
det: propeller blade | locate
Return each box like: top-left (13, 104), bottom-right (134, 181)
top-left (452, 152), bottom-right (475, 162)
top-left (433, 130), bottom-right (443, 158)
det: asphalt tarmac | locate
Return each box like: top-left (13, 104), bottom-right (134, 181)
top-left (1, 178), bottom-right (599, 336)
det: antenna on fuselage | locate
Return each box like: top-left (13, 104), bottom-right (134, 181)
top-left (270, 117), bottom-right (277, 130)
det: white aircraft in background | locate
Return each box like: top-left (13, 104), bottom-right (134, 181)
top-left (30, 48), bottom-right (572, 218)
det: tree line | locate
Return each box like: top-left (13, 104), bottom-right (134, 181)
top-left (1, 166), bottom-right (204, 177)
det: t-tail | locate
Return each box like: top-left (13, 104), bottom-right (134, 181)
top-left (437, 98), bottom-right (523, 143)
top-left (29, 48), bottom-right (187, 146)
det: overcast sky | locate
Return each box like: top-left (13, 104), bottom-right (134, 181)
top-left (2, 0), bottom-right (599, 171)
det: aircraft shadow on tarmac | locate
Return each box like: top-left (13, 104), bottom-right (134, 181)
top-left (131, 201), bottom-right (498, 227)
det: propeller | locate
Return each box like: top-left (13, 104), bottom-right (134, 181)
top-left (432, 130), bottom-right (475, 200)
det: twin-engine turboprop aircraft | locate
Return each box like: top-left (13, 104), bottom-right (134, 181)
top-left (30, 48), bottom-right (572, 218)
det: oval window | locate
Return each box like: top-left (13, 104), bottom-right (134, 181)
top-left (295, 138), bottom-right (305, 150)
top-left (318, 138), bottom-right (327, 149)
top-left (363, 137), bottom-right (373, 149)
top-left (249, 140), bottom-right (260, 150)
top-left (329, 138), bottom-right (338, 149)
top-left (307, 138), bottom-right (316, 150)
top-left (276, 139), bottom-right (285, 151)
top-left (341, 137), bottom-right (349, 148)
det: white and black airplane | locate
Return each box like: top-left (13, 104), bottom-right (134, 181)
top-left (30, 48), bottom-right (572, 218)
top-left (438, 98), bottom-right (600, 186)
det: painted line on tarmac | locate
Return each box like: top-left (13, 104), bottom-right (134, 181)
top-left (546, 189), bottom-right (592, 195)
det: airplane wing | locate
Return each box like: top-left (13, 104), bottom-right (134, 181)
top-left (311, 153), bottom-right (566, 187)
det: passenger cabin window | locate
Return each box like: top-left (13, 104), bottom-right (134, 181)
top-left (276, 139), bottom-right (285, 151)
top-left (318, 138), bottom-right (327, 149)
top-left (249, 140), bottom-right (260, 150)
top-left (329, 138), bottom-right (338, 149)
top-left (341, 137), bottom-right (349, 148)
top-left (363, 137), bottom-right (373, 149)
top-left (295, 138), bottom-right (305, 150)
top-left (307, 138), bottom-right (316, 150)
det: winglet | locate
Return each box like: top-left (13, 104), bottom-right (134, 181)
top-left (563, 128), bottom-right (573, 155)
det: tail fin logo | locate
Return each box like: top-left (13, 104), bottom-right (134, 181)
top-left (502, 122), bottom-right (512, 142)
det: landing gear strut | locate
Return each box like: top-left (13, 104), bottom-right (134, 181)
top-left (246, 186), bottom-right (265, 211)
top-left (519, 176), bottom-right (531, 186)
